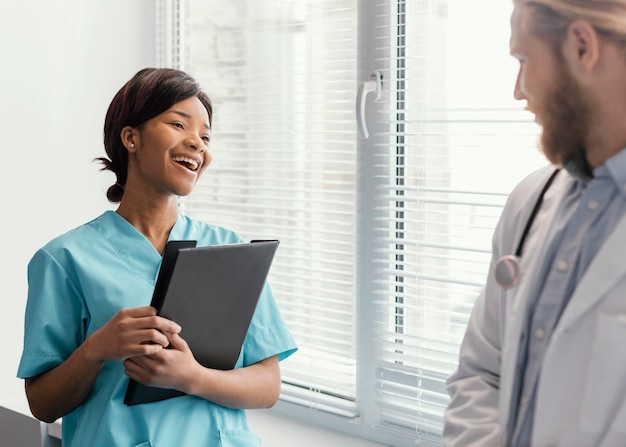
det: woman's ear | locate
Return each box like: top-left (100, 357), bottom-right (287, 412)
top-left (120, 126), bottom-right (138, 153)
top-left (563, 19), bottom-right (600, 75)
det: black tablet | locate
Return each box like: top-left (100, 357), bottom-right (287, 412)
top-left (124, 239), bottom-right (279, 406)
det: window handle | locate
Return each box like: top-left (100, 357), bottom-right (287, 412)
top-left (356, 71), bottom-right (382, 139)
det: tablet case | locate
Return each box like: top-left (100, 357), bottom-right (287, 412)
top-left (124, 239), bottom-right (280, 406)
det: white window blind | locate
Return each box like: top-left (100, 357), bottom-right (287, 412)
top-left (163, 0), bottom-right (546, 445)
top-left (175, 0), bottom-right (360, 418)
top-left (363, 2), bottom-right (545, 443)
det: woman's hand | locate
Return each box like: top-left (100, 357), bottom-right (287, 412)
top-left (25, 305), bottom-right (182, 423)
top-left (123, 331), bottom-right (200, 392)
top-left (124, 333), bottom-right (282, 410)
top-left (87, 306), bottom-right (182, 363)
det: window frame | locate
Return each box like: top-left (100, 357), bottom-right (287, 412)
top-left (162, 0), bottom-right (545, 445)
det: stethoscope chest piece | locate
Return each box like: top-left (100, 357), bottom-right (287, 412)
top-left (493, 168), bottom-right (561, 290)
top-left (494, 255), bottom-right (521, 289)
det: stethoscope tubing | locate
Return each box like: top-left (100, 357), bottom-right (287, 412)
top-left (494, 168), bottom-right (561, 289)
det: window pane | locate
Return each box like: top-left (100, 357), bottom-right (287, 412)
top-left (172, 0), bottom-right (545, 444)
top-left (180, 0), bottom-right (359, 414)
top-left (368, 0), bottom-right (544, 441)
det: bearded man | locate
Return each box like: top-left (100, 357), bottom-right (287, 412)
top-left (444, 1), bottom-right (626, 446)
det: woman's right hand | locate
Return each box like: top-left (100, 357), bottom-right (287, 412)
top-left (87, 306), bottom-right (182, 362)
top-left (25, 305), bottom-right (181, 423)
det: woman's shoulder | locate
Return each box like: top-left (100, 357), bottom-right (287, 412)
top-left (43, 213), bottom-right (106, 245)
top-left (177, 214), bottom-right (247, 245)
top-left (35, 212), bottom-right (112, 257)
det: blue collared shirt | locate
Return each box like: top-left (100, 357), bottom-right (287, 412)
top-left (510, 148), bottom-right (626, 446)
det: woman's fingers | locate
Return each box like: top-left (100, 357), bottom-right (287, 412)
top-left (91, 307), bottom-right (182, 361)
top-left (123, 332), bottom-right (197, 390)
top-left (165, 332), bottom-right (189, 351)
top-left (119, 307), bottom-right (182, 334)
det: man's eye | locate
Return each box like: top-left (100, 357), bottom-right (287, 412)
top-left (202, 136), bottom-right (210, 143)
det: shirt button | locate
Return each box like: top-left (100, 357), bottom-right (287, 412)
top-left (587, 200), bottom-right (599, 210)
top-left (557, 260), bottom-right (569, 271)
top-left (535, 328), bottom-right (545, 339)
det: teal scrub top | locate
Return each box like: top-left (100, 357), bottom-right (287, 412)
top-left (18, 211), bottom-right (297, 447)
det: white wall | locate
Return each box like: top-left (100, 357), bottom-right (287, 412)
top-left (0, 0), bottom-right (154, 411)
top-left (0, 2), bottom-right (386, 446)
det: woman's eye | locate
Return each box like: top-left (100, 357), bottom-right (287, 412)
top-left (202, 136), bottom-right (210, 143)
top-left (172, 122), bottom-right (184, 129)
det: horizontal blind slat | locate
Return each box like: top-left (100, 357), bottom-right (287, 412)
top-left (183, 0), bottom-right (359, 420)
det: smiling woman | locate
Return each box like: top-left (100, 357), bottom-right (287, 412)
top-left (17, 67), bottom-right (297, 447)
top-left (98, 68), bottom-right (213, 204)
top-left (119, 96), bottom-right (212, 207)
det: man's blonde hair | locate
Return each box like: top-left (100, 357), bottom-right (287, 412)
top-left (514, 0), bottom-right (626, 50)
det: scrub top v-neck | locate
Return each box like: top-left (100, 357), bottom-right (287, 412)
top-left (18, 211), bottom-right (297, 447)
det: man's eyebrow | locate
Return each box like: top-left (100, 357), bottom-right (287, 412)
top-left (170, 109), bottom-right (210, 130)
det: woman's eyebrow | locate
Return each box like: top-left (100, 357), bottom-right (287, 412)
top-left (170, 110), bottom-right (210, 129)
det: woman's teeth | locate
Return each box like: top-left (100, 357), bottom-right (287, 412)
top-left (172, 156), bottom-right (199, 171)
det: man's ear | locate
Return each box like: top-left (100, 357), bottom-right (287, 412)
top-left (120, 126), bottom-right (138, 153)
top-left (563, 19), bottom-right (600, 75)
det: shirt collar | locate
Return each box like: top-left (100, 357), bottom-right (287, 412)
top-left (596, 147), bottom-right (626, 200)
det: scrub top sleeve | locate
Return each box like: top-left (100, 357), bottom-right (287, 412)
top-left (17, 249), bottom-right (87, 379)
top-left (242, 283), bottom-right (297, 366)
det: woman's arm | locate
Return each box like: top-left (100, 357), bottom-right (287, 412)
top-left (25, 306), bottom-right (181, 422)
top-left (123, 332), bottom-right (282, 409)
top-left (188, 354), bottom-right (281, 409)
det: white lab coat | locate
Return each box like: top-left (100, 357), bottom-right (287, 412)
top-left (444, 165), bottom-right (626, 447)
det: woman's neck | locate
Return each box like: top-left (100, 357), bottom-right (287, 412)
top-left (115, 194), bottom-right (179, 254)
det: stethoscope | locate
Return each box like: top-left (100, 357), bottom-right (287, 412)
top-left (494, 169), bottom-right (561, 289)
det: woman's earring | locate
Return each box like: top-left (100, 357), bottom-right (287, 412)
top-left (130, 143), bottom-right (135, 148)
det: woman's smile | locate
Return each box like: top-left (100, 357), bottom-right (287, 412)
top-left (172, 154), bottom-right (202, 172)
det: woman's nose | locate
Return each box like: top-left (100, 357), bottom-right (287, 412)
top-left (186, 134), bottom-right (204, 152)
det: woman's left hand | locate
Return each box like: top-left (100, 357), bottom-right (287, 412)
top-left (124, 333), bottom-right (281, 409)
top-left (123, 332), bottom-right (200, 394)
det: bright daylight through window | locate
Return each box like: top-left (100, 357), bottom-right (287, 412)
top-left (159, 0), bottom-right (546, 445)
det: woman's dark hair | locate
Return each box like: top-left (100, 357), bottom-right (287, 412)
top-left (96, 68), bottom-right (213, 202)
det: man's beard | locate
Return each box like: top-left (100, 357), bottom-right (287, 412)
top-left (539, 65), bottom-right (593, 180)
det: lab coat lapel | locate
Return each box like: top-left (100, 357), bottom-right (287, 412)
top-left (499, 262), bottom-right (541, 429)
top-left (499, 225), bottom-right (554, 420)
top-left (499, 169), bottom-right (570, 424)
top-left (554, 213), bottom-right (626, 336)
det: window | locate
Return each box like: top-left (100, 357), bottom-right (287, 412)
top-left (160, 0), bottom-right (546, 445)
